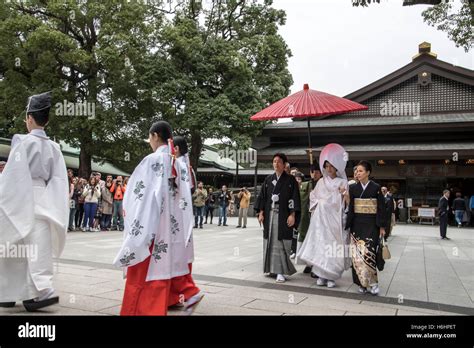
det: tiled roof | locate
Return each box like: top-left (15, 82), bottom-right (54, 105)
top-left (263, 112), bottom-right (474, 130)
top-left (257, 142), bottom-right (474, 157)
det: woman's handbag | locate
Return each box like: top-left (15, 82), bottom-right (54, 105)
top-left (376, 240), bottom-right (385, 271)
top-left (381, 238), bottom-right (391, 260)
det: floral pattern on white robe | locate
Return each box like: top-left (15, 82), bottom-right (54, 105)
top-left (113, 145), bottom-right (190, 281)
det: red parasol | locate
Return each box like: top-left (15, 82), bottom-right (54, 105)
top-left (250, 83), bottom-right (368, 164)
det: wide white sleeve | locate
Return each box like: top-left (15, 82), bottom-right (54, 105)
top-left (113, 154), bottom-right (163, 269)
top-left (309, 180), bottom-right (322, 212)
top-left (176, 158), bottom-right (194, 247)
top-left (0, 139), bottom-right (35, 245)
top-left (340, 179), bottom-right (350, 232)
top-left (35, 146), bottom-right (69, 257)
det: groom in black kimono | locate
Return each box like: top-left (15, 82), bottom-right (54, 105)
top-left (256, 153), bottom-right (301, 283)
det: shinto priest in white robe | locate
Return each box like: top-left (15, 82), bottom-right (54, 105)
top-left (297, 143), bottom-right (351, 281)
top-left (113, 144), bottom-right (193, 281)
top-left (0, 129), bottom-right (68, 302)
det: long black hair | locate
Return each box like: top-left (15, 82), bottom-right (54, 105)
top-left (173, 135), bottom-right (189, 156)
top-left (149, 121), bottom-right (173, 143)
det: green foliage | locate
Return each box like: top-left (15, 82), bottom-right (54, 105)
top-left (352, 0), bottom-right (473, 52)
top-left (351, 0), bottom-right (381, 6)
top-left (422, 0), bottom-right (474, 52)
top-left (151, 0), bottom-right (293, 169)
top-left (0, 0), bottom-right (293, 176)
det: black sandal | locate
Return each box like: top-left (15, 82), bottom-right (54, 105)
top-left (0, 302), bottom-right (16, 308)
top-left (23, 296), bottom-right (59, 312)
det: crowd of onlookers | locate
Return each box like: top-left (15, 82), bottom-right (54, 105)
top-left (6, 163), bottom-right (469, 235)
top-left (192, 182), bottom-right (252, 229)
top-left (67, 169), bottom-right (129, 232)
top-left (67, 170), bottom-right (255, 233)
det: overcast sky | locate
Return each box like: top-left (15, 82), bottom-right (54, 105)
top-left (272, 0), bottom-right (473, 96)
top-left (207, 0), bottom-right (472, 144)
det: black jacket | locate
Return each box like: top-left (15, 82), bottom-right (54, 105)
top-left (255, 171), bottom-right (301, 240)
top-left (205, 193), bottom-right (216, 207)
top-left (452, 198), bottom-right (466, 211)
top-left (383, 193), bottom-right (394, 223)
top-left (438, 196), bottom-right (449, 217)
top-left (217, 191), bottom-right (232, 207)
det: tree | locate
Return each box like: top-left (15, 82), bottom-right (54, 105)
top-left (0, 0), bottom-right (293, 177)
top-left (147, 0), bottom-right (293, 172)
top-left (352, 0), bottom-right (473, 52)
top-left (422, 0), bottom-right (474, 52)
top-left (0, 0), bottom-right (166, 177)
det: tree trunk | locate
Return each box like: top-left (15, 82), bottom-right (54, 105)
top-left (79, 137), bottom-right (92, 178)
top-left (234, 156), bottom-right (239, 188)
top-left (190, 131), bottom-right (203, 175)
top-left (79, 56), bottom-right (98, 178)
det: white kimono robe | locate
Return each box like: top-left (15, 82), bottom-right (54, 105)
top-left (297, 143), bottom-right (351, 281)
top-left (297, 176), bottom-right (351, 281)
top-left (113, 145), bottom-right (191, 281)
top-left (0, 129), bottom-right (68, 302)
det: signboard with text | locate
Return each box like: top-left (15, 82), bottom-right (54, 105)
top-left (418, 208), bottom-right (435, 217)
top-left (398, 165), bottom-right (457, 177)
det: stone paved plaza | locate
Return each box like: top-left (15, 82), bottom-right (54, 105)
top-left (1, 217), bottom-right (473, 316)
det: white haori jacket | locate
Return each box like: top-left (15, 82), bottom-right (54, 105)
top-left (113, 144), bottom-right (191, 281)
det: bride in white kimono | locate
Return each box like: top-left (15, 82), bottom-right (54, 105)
top-left (297, 143), bottom-right (350, 288)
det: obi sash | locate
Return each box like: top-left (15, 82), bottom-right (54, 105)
top-left (354, 198), bottom-right (377, 214)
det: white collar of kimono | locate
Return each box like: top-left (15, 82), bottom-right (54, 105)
top-left (323, 175), bottom-right (341, 187)
top-left (361, 180), bottom-right (370, 191)
top-left (271, 172), bottom-right (283, 188)
top-left (155, 144), bottom-right (168, 153)
top-left (30, 128), bottom-right (48, 139)
top-left (319, 143), bottom-right (347, 181)
top-left (274, 171), bottom-right (284, 180)
top-left (183, 153), bottom-right (190, 166)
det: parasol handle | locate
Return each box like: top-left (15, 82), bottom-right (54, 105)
top-left (307, 117), bottom-right (313, 165)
